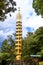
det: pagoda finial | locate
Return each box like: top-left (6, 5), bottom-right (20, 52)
top-left (18, 7), bottom-right (20, 11)
top-left (17, 7), bottom-right (21, 21)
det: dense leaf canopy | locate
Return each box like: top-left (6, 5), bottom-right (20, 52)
top-left (22, 26), bottom-right (43, 57)
top-left (32, 0), bottom-right (43, 17)
top-left (0, 0), bottom-right (16, 21)
top-left (0, 35), bottom-right (15, 61)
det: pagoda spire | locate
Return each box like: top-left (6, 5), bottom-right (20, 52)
top-left (17, 7), bottom-right (21, 21)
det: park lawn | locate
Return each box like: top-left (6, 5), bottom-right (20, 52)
top-left (39, 62), bottom-right (43, 65)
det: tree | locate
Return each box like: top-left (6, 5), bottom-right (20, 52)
top-left (32, 0), bottom-right (43, 17)
top-left (1, 39), bottom-right (10, 61)
top-left (34, 27), bottom-right (43, 55)
top-left (7, 35), bottom-right (16, 60)
top-left (22, 26), bottom-right (43, 56)
top-left (0, 0), bottom-right (16, 21)
top-left (7, 35), bottom-right (15, 49)
top-left (29, 27), bottom-right (43, 55)
top-left (1, 39), bottom-right (10, 52)
top-left (1, 35), bottom-right (16, 61)
top-left (22, 32), bottom-right (34, 59)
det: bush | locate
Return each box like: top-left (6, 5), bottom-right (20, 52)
top-left (23, 55), bottom-right (39, 65)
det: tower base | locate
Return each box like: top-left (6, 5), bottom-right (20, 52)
top-left (6, 60), bottom-right (38, 65)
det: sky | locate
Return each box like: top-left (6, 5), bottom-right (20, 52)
top-left (0, 0), bottom-right (43, 47)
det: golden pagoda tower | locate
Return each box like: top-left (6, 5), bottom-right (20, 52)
top-left (15, 7), bottom-right (22, 60)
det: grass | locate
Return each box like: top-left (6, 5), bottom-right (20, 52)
top-left (39, 62), bottom-right (43, 65)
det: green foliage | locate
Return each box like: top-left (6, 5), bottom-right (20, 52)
top-left (2, 52), bottom-right (10, 60)
top-left (22, 26), bottom-right (43, 58)
top-left (34, 27), bottom-right (43, 52)
top-left (0, 0), bottom-right (16, 21)
top-left (7, 35), bottom-right (15, 49)
top-left (35, 27), bottom-right (43, 35)
top-left (23, 55), bottom-right (32, 62)
top-left (37, 50), bottom-right (43, 57)
top-left (1, 40), bottom-right (10, 52)
top-left (0, 53), bottom-right (3, 62)
top-left (0, 35), bottom-right (15, 61)
top-left (32, 0), bottom-right (43, 17)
